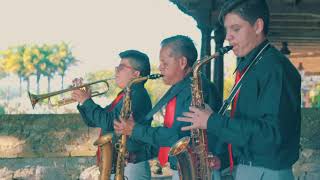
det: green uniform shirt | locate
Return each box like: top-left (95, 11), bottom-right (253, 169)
top-left (77, 83), bottom-right (154, 163)
top-left (207, 40), bottom-right (302, 170)
top-left (131, 74), bottom-right (221, 169)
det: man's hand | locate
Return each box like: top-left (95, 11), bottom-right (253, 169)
top-left (177, 104), bottom-right (213, 131)
top-left (114, 115), bottom-right (135, 136)
top-left (209, 155), bottom-right (221, 170)
top-left (71, 87), bottom-right (91, 104)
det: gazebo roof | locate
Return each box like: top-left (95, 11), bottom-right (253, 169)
top-left (170, 0), bottom-right (320, 73)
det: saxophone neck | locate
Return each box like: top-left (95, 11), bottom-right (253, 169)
top-left (120, 73), bottom-right (163, 120)
top-left (192, 45), bottom-right (233, 73)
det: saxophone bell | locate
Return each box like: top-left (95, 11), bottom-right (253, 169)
top-left (94, 133), bottom-right (114, 180)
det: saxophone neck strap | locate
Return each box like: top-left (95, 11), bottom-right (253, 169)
top-left (218, 42), bottom-right (270, 115)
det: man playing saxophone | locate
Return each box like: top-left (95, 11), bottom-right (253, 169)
top-left (114, 35), bottom-right (222, 179)
top-left (178, 1), bottom-right (301, 180)
top-left (71, 50), bottom-right (154, 180)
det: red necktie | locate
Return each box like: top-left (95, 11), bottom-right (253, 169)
top-left (158, 96), bottom-right (177, 167)
top-left (96, 92), bottom-right (125, 165)
top-left (228, 69), bottom-right (245, 172)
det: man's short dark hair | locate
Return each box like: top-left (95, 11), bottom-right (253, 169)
top-left (219, 0), bottom-right (270, 35)
top-left (161, 35), bottom-right (198, 67)
top-left (119, 50), bottom-right (150, 77)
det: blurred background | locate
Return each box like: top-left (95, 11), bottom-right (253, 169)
top-left (0, 0), bottom-right (240, 115)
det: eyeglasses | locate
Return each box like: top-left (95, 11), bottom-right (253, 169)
top-left (115, 64), bottom-right (135, 71)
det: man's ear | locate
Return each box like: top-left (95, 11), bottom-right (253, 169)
top-left (179, 56), bottom-right (188, 70)
top-left (254, 18), bottom-right (264, 34)
top-left (133, 70), bottom-right (140, 77)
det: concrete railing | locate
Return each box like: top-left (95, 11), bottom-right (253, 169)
top-left (0, 108), bottom-right (319, 179)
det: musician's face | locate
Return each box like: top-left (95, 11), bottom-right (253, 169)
top-left (115, 59), bottom-right (139, 88)
top-left (224, 13), bottom-right (261, 57)
top-left (158, 46), bottom-right (187, 85)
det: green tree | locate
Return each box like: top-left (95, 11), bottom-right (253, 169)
top-left (0, 43), bottom-right (77, 95)
top-left (22, 46), bottom-right (38, 92)
top-left (146, 64), bottom-right (168, 104)
top-left (15, 45), bottom-right (27, 96)
top-left (34, 45), bottom-right (46, 94)
top-left (42, 44), bottom-right (59, 93)
top-left (0, 105), bottom-right (5, 115)
top-left (0, 50), bottom-right (8, 79)
top-left (0, 46), bottom-right (26, 96)
top-left (27, 45), bottom-right (43, 94)
top-left (311, 85), bottom-right (320, 108)
top-left (56, 42), bottom-right (77, 90)
top-left (0, 67), bottom-right (6, 79)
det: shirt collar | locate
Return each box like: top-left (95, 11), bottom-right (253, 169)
top-left (170, 73), bottom-right (192, 92)
top-left (234, 39), bottom-right (269, 73)
top-left (120, 81), bottom-right (145, 94)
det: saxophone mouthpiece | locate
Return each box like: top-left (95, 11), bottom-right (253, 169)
top-left (219, 46), bottom-right (233, 55)
top-left (148, 74), bottom-right (163, 79)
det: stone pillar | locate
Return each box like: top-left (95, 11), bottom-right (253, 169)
top-left (213, 26), bottom-right (226, 105)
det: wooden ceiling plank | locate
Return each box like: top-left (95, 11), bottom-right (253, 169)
top-left (271, 13), bottom-right (320, 19)
top-left (271, 19), bottom-right (320, 23)
top-left (270, 26), bottom-right (320, 30)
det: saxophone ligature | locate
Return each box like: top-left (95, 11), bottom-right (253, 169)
top-left (94, 74), bottom-right (163, 180)
top-left (169, 46), bottom-right (233, 180)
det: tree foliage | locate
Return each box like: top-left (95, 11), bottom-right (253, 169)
top-left (0, 42), bottom-right (77, 94)
top-left (310, 84), bottom-right (320, 108)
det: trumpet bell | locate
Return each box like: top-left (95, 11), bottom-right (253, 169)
top-left (28, 91), bottom-right (39, 109)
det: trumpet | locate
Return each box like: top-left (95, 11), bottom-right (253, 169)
top-left (28, 77), bottom-right (114, 109)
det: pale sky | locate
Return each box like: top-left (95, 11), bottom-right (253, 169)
top-left (0, 0), bottom-right (202, 87)
top-left (0, 0), bottom-right (237, 96)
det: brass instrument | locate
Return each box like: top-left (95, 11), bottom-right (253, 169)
top-left (94, 74), bottom-right (163, 180)
top-left (94, 133), bottom-right (114, 180)
top-left (169, 46), bottom-right (233, 180)
top-left (28, 77), bottom-right (114, 109)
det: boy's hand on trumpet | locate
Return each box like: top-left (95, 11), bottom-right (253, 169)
top-left (71, 78), bottom-right (91, 104)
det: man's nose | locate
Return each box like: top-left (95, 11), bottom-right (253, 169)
top-left (225, 31), bottom-right (233, 42)
top-left (225, 32), bottom-right (231, 41)
top-left (115, 69), bottom-right (119, 76)
top-left (158, 64), bottom-right (163, 71)
top-left (115, 66), bottom-right (120, 73)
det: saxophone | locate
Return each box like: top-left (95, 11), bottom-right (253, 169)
top-left (94, 133), bottom-right (114, 180)
top-left (169, 46), bottom-right (233, 180)
top-left (94, 74), bottom-right (163, 180)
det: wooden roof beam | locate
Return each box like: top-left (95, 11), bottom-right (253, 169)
top-left (270, 21), bottom-right (320, 27)
top-left (269, 36), bottom-right (320, 40)
top-left (270, 26), bottom-right (320, 30)
top-left (271, 13), bottom-right (320, 19)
